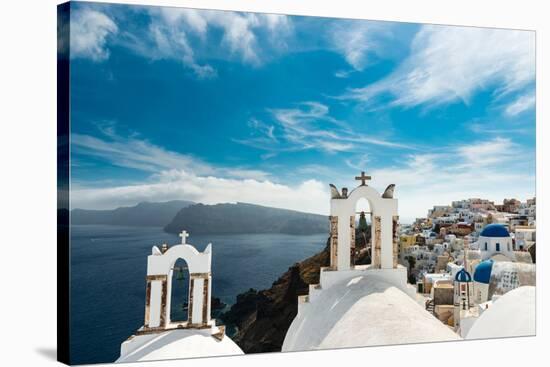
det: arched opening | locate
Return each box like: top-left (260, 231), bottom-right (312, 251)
top-left (354, 197), bottom-right (372, 265)
top-left (169, 258), bottom-right (190, 323)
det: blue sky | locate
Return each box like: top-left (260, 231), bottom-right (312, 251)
top-left (69, 1), bottom-right (536, 222)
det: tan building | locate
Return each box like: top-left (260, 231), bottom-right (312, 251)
top-left (433, 281), bottom-right (455, 324)
top-left (449, 222), bottom-right (473, 236)
top-left (435, 255), bottom-right (450, 273)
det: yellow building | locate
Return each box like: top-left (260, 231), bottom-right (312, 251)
top-left (399, 234), bottom-right (417, 255)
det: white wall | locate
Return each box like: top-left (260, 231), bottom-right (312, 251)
top-left (146, 243), bottom-right (212, 327)
top-left (331, 185), bottom-right (398, 270)
top-left (149, 281), bottom-right (162, 328)
top-left (478, 236), bottom-right (514, 260)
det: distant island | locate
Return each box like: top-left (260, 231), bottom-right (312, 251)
top-left (71, 200), bottom-right (193, 227)
top-left (165, 202), bottom-right (328, 235)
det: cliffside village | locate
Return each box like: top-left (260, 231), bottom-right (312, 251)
top-left (398, 197), bottom-right (536, 335)
top-left (116, 175), bottom-right (536, 362)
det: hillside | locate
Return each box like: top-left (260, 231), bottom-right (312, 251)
top-left (164, 202), bottom-right (328, 235)
top-left (219, 228), bottom-right (371, 353)
top-left (71, 200), bottom-right (193, 227)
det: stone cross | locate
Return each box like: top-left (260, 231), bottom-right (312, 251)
top-left (355, 171), bottom-right (372, 186)
top-left (179, 230), bottom-right (189, 244)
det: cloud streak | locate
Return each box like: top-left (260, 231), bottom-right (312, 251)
top-left (235, 102), bottom-right (413, 155)
top-left (70, 123), bottom-right (330, 213)
top-left (71, 124), bottom-right (270, 180)
top-left (504, 91), bottom-right (536, 116)
top-left (71, 132), bottom-right (534, 222)
top-left (70, 8), bottom-right (118, 61)
top-left (342, 25), bottom-right (535, 109)
top-left (72, 169), bottom-right (329, 214)
top-left (369, 137), bottom-right (535, 222)
top-left (328, 20), bottom-right (395, 71)
top-left (76, 4), bottom-right (293, 78)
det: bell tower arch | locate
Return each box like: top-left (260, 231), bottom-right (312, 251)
top-left (329, 172), bottom-right (398, 271)
top-left (142, 230), bottom-right (213, 333)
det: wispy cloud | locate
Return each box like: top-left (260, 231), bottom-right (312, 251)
top-left (468, 122), bottom-right (532, 135)
top-left (72, 124), bottom-right (269, 180)
top-left (142, 8), bottom-right (217, 79)
top-left (504, 91), bottom-right (536, 116)
top-left (85, 5), bottom-right (292, 78)
top-left (368, 137), bottom-right (534, 222)
top-left (70, 8), bottom-right (118, 61)
top-left (71, 125), bottom-right (533, 221)
top-left (70, 124), bottom-right (332, 212)
top-left (345, 154), bottom-right (370, 171)
top-left (334, 69), bottom-right (354, 79)
top-left (328, 21), bottom-right (395, 71)
top-left (235, 102), bottom-right (412, 155)
top-left (70, 4), bottom-right (292, 78)
top-left (72, 132), bottom-right (212, 174)
top-left (72, 169), bottom-right (329, 214)
top-left (342, 25), bottom-right (535, 108)
top-left (203, 11), bottom-right (292, 65)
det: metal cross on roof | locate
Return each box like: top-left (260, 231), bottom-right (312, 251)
top-left (355, 171), bottom-right (372, 186)
top-left (179, 230), bottom-right (189, 244)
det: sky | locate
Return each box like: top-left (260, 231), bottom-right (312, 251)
top-left (68, 1), bottom-right (536, 223)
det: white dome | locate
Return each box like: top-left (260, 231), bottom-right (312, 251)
top-left (282, 274), bottom-right (460, 352)
top-left (466, 286), bottom-right (535, 339)
top-left (116, 329), bottom-right (243, 363)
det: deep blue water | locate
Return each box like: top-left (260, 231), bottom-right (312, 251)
top-left (70, 225), bottom-right (326, 364)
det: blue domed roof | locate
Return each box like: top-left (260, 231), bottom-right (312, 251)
top-left (455, 268), bottom-right (472, 282)
top-left (473, 259), bottom-right (494, 284)
top-left (480, 224), bottom-right (510, 238)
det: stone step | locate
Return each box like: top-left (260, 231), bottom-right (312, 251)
top-left (297, 295), bottom-right (310, 316)
top-left (308, 283), bottom-right (322, 302)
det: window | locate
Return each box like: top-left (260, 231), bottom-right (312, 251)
top-left (484, 242), bottom-right (488, 251)
top-left (507, 242), bottom-right (510, 251)
top-left (496, 243), bottom-right (500, 252)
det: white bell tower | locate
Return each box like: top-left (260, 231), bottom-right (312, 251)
top-left (329, 171), bottom-right (399, 271)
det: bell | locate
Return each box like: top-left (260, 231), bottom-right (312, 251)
top-left (176, 267), bottom-right (185, 281)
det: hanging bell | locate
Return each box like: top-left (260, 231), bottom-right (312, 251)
top-left (176, 267), bottom-right (185, 281)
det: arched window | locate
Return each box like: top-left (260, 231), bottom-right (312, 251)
top-left (170, 258), bottom-right (190, 322)
top-left (354, 197), bottom-right (372, 251)
top-left (496, 243), bottom-right (500, 252)
top-left (484, 242), bottom-right (488, 251)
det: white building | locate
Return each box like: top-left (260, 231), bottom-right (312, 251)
top-left (514, 227), bottom-right (536, 250)
top-left (282, 274), bottom-right (459, 351)
top-left (283, 173), bottom-right (461, 352)
top-left (116, 231), bottom-right (243, 363)
top-left (466, 286), bottom-right (535, 340)
top-left (472, 259), bottom-right (493, 304)
top-left (476, 224), bottom-right (515, 261)
top-left (433, 243), bottom-right (450, 255)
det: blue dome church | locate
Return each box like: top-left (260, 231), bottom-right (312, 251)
top-left (473, 259), bottom-right (494, 303)
top-left (477, 224), bottom-right (514, 261)
top-left (453, 268), bottom-right (474, 329)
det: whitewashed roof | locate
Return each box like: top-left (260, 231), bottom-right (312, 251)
top-left (466, 286), bottom-right (535, 340)
top-left (282, 275), bottom-right (460, 352)
top-left (116, 329), bottom-right (243, 363)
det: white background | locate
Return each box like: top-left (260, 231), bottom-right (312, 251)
top-left (0, 0), bottom-right (546, 366)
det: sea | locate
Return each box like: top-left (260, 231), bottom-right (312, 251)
top-left (69, 225), bottom-right (327, 364)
